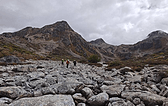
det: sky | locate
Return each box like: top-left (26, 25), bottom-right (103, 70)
top-left (0, 0), bottom-right (168, 45)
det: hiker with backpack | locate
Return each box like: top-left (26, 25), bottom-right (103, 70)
top-left (61, 59), bottom-right (64, 65)
top-left (66, 59), bottom-right (70, 68)
top-left (73, 60), bottom-right (76, 66)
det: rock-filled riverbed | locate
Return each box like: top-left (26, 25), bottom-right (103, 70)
top-left (0, 60), bottom-right (168, 106)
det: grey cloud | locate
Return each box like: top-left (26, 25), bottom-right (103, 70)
top-left (0, 0), bottom-right (168, 45)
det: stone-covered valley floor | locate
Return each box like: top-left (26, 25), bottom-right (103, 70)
top-left (0, 60), bottom-right (168, 106)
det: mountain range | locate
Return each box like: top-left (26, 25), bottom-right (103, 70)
top-left (0, 21), bottom-right (168, 62)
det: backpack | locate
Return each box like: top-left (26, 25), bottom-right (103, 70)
top-left (66, 60), bottom-right (69, 64)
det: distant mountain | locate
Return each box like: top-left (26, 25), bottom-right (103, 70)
top-left (90, 30), bottom-right (168, 61)
top-left (129, 30), bottom-right (168, 58)
top-left (1, 21), bottom-right (168, 61)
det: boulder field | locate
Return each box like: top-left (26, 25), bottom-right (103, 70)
top-left (0, 60), bottom-right (168, 106)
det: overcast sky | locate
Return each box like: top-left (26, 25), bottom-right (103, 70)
top-left (0, 0), bottom-right (168, 45)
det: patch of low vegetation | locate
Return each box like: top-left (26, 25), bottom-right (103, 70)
top-left (88, 63), bottom-right (103, 67)
top-left (87, 55), bottom-right (100, 63)
top-left (78, 59), bottom-right (88, 64)
top-left (108, 60), bottom-right (122, 67)
top-left (0, 61), bottom-right (33, 66)
top-left (0, 41), bottom-right (44, 60)
top-left (106, 59), bottom-right (145, 71)
top-left (107, 51), bottom-right (168, 71)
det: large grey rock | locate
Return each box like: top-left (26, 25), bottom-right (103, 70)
top-left (133, 98), bottom-right (141, 105)
top-left (56, 75), bottom-right (66, 83)
top-left (29, 79), bottom-right (46, 88)
top-left (5, 78), bottom-right (15, 83)
top-left (128, 83), bottom-right (142, 91)
top-left (87, 92), bottom-right (109, 106)
top-left (159, 85), bottom-right (168, 97)
top-left (14, 76), bottom-right (27, 86)
top-left (9, 94), bottom-right (75, 106)
top-left (109, 101), bottom-right (127, 106)
top-left (2, 73), bottom-right (9, 77)
top-left (0, 78), bottom-right (5, 86)
top-left (45, 75), bottom-right (57, 85)
top-left (151, 84), bottom-right (160, 93)
top-left (77, 103), bottom-right (86, 106)
top-left (100, 84), bottom-right (125, 97)
top-left (5, 79), bottom-right (16, 86)
top-left (49, 84), bottom-right (61, 93)
top-left (0, 68), bottom-right (5, 73)
top-left (11, 67), bottom-right (25, 72)
top-left (72, 93), bottom-right (87, 103)
top-left (127, 75), bottom-right (142, 83)
top-left (0, 103), bottom-right (8, 106)
top-left (109, 97), bottom-right (125, 103)
top-left (121, 91), bottom-right (167, 106)
top-left (126, 101), bottom-right (135, 106)
top-left (137, 102), bottom-right (145, 106)
top-left (27, 65), bottom-right (36, 72)
top-left (119, 67), bottom-right (132, 74)
top-left (104, 77), bottom-right (123, 85)
top-left (57, 82), bottom-right (82, 94)
top-left (41, 87), bottom-right (55, 95)
top-left (27, 72), bottom-right (45, 78)
top-left (33, 90), bottom-right (42, 97)
top-left (161, 77), bottom-right (168, 85)
top-left (81, 87), bottom-right (94, 99)
top-left (148, 71), bottom-right (164, 83)
top-left (163, 101), bottom-right (168, 106)
top-left (0, 97), bottom-right (12, 104)
top-left (108, 97), bottom-right (135, 106)
top-left (82, 78), bottom-right (96, 85)
top-left (0, 86), bottom-right (27, 99)
top-left (66, 88), bottom-right (75, 95)
top-left (35, 82), bottom-right (50, 90)
top-left (0, 56), bottom-right (20, 63)
top-left (110, 70), bottom-right (119, 77)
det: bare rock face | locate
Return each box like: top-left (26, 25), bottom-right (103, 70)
top-left (0, 56), bottom-right (21, 64)
top-left (72, 93), bottom-right (87, 103)
top-left (100, 84), bottom-right (125, 97)
top-left (10, 95), bottom-right (75, 106)
top-left (121, 91), bottom-right (167, 106)
top-left (89, 38), bottom-right (106, 45)
top-left (87, 92), bottom-right (109, 106)
top-left (130, 30), bottom-right (168, 51)
top-left (0, 86), bottom-right (27, 99)
top-left (81, 87), bottom-right (94, 99)
top-left (148, 30), bottom-right (168, 38)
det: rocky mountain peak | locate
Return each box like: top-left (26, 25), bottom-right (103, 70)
top-left (43, 20), bottom-right (74, 32)
top-left (148, 30), bottom-right (168, 38)
top-left (90, 38), bottom-right (106, 45)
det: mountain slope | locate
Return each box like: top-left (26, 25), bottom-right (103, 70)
top-left (90, 30), bottom-right (168, 61)
top-left (0, 21), bottom-right (98, 60)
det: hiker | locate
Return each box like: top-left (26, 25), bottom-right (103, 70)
top-left (61, 59), bottom-right (64, 65)
top-left (73, 60), bottom-right (76, 66)
top-left (66, 59), bottom-right (70, 68)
